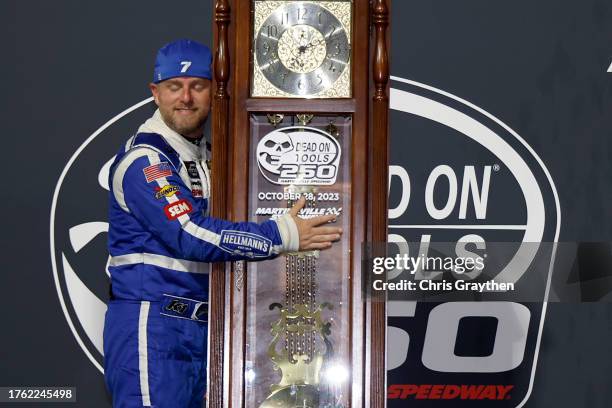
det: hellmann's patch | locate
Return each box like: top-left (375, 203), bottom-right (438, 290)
top-left (219, 230), bottom-right (272, 258)
top-left (155, 185), bottom-right (180, 200)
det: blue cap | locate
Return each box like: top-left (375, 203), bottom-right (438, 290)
top-left (153, 39), bottom-right (213, 83)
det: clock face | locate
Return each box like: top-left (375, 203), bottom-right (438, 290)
top-left (253, 1), bottom-right (351, 97)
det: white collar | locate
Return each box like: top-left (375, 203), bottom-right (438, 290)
top-left (137, 109), bottom-right (206, 161)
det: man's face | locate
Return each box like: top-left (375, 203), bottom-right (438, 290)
top-left (149, 77), bottom-right (211, 138)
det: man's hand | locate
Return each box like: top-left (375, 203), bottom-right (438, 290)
top-left (289, 197), bottom-right (343, 251)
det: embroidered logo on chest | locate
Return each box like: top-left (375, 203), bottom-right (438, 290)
top-left (184, 161), bottom-right (203, 198)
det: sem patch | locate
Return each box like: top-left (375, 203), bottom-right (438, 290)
top-left (164, 199), bottom-right (192, 220)
top-left (219, 230), bottom-right (272, 258)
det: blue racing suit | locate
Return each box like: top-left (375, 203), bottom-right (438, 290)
top-left (103, 110), bottom-right (299, 407)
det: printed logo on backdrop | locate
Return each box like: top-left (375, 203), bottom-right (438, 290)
top-left (50, 98), bottom-right (155, 373)
top-left (256, 126), bottom-right (341, 185)
top-left (386, 77), bottom-right (560, 407)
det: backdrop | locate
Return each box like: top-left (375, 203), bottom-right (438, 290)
top-left (2, 0), bottom-right (612, 406)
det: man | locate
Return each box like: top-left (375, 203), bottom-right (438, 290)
top-left (103, 39), bottom-right (342, 408)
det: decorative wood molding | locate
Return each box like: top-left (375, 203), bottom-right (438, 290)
top-left (209, 1), bottom-right (230, 407)
top-left (372, 0), bottom-right (390, 103)
top-left (245, 98), bottom-right (357, 113)
top-left (371, 0), bottom-right (389, 407)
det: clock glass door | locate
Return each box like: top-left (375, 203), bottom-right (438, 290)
top-left (244, 113), bottom-right (353, 407)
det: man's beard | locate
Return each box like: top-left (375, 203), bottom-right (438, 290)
top-left (160, 108), bottom-right (207, 137)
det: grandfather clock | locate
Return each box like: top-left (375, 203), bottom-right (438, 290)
top-left (209, 1), bottom-right (389, 407)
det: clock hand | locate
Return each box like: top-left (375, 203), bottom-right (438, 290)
top-left (281, 37), bottom-right (301, 59)
top-left (304, 38), bottom-right (325, 49)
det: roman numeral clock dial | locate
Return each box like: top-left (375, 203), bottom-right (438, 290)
top-left (252, 1), bottom-right (352, 98)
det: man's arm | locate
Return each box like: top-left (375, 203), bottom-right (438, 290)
top-left (112, 148), bottom-right (340, 262)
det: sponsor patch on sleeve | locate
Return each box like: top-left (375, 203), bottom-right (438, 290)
top-left (164, 199), bottom-right (193, 220)
top-left (219, 230), bottom-right (272, 258)
top-left (143, 162), bottom-right (173, 183)
top-left (155, 184), bottom-right (180, 200)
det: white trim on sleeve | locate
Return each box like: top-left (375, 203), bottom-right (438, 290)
top-left (273, 214), bottom-right (300, 253)
top-left (109, 253), bottom-right (210, 274)
top-left (112, 148), bottom-right (154, 212)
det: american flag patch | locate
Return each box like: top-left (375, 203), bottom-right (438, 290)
top-left (143, 162), bottom-right (172, 183)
